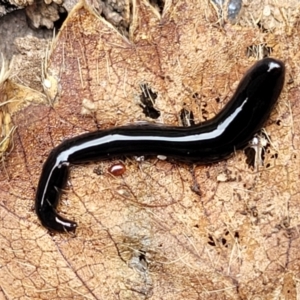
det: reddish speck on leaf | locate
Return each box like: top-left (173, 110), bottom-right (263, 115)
top-left (108, 162), bottom-right (126, 176)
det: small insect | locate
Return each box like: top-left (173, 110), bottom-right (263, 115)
top-left (108, 162), bottom-right (126, 176)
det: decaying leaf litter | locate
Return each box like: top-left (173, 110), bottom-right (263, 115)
top-left (1, 0), bottom-right (300, 299)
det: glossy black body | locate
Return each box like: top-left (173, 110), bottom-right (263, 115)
top-left (35, 58), bottom-right (285, 232)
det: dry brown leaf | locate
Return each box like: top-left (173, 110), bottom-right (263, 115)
top-left (1, 0), bottom-right (300, 299)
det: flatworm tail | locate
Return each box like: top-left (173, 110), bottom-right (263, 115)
top-left (35, 58), bottom-right (285, 232)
